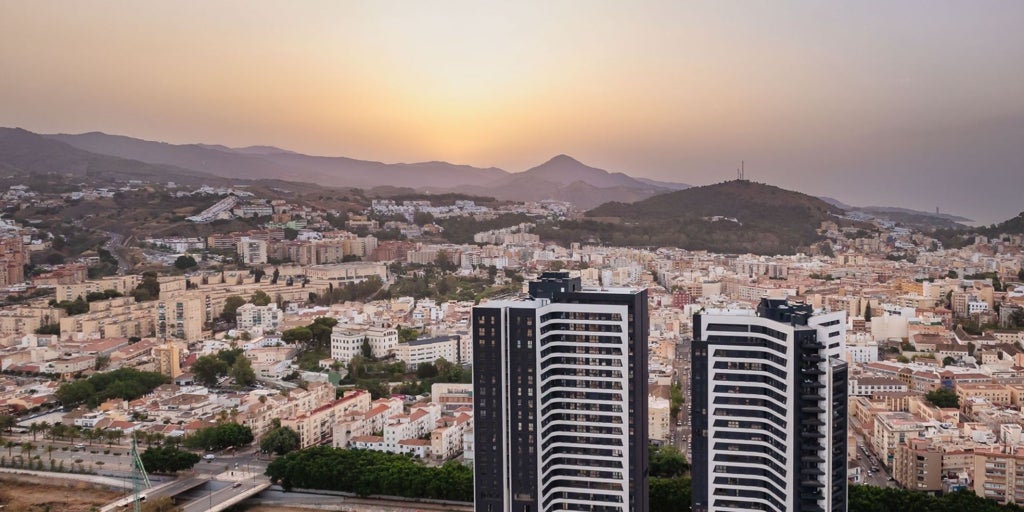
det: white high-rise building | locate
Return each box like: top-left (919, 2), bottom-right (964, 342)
top-left (692, 299), bottom-right (848, 512)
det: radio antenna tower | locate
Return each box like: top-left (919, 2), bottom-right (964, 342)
top-left (736, 161), bottom-right (745, 181)
top-left (129, 433), bottom-right (152, 512)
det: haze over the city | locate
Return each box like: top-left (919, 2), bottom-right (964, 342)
top-left (2, 1), bottom-right (1023, 223)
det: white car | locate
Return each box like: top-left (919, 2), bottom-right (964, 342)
top-left (203, 454), bottom-right (216, 460)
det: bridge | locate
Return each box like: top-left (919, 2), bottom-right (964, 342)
top-left (100, 475), bottom-right (210, 511)
top-left (179, 478), bottom-right (271, 512)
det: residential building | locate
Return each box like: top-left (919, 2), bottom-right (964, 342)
top-left (395, 335), bottom-right (460, 369)
top-left (153, 341), bottom-right (183, 378)
top-left (236, 303), bottom-right (284, 331)
top-left (472, 272), bottom-right (649, 512)
top-left (692, 298), bottom-right (848, 512)
top-left (237, 237), bottom-right (268, 265)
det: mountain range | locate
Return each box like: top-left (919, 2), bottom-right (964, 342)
top-left (35, 130), bottom-right (686, 208)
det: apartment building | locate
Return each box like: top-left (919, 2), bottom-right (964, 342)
top-left (282, 389), bottom-right (371, 448)
top-left (235, 302), bottom-right (284, 331)
top-left (395, 335), bottom-right (459, 369)
top-left (692, 298), bottom-right (848, 512)
top-left (473, 272), bottom-right (649, 512)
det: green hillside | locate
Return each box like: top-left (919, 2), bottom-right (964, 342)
top-left (538, 180), bottom-right (844, 255)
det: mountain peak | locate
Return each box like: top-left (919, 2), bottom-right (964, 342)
top-left (545, 154), bottom-right (583, 165)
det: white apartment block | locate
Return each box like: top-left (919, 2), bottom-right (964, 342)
top-left (430, 412), bottom-right (473, 461)
top-left (236, 302), bottom-right (283, 331)
top-left (848, 377), bottom-right (909, 396)
top-left (329, 326), bottom-right (398, 363)
top-left (649, 395), bottom-right (671, 442)
top-left (237, 237), bottom-right (268, 265)
top-left (395, 335), bottom-right (460, 369)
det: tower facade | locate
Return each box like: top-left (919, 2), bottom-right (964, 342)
top-left (473, 272), bottom-right (648, 512)
top-left (692, 299), bottom-right (848, 512)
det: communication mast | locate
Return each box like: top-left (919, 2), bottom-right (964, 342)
top-left (129, 433), bottom-right (152, 512)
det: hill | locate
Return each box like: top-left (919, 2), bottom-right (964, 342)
top-left (43, 130), bottom-right (688, 207)
top-left (47, 131), bottom-right (507, 190)
top-left (0, 128), bottom-right (217, 186)
top-left (460, 155), bottom-right (686, 208)
top-left (538, 180), bottom-right (843, 255)
top-left (819, 196), bottom-right (972, 229)
top-left (981, 211), bottom-right (1024, 235)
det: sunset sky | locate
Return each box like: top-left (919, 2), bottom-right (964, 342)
top-left (2, 2), bottom-right (1023, 223)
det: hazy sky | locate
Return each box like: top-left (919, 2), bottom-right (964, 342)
top-left (2, 1), bottom-right (1023, 223)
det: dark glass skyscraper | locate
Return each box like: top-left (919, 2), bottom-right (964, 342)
top-left (692, 299), bottom-right (848, 512)
top-left (473, 272), bottom-right (649, 512)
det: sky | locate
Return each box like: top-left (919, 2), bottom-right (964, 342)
top-left (2, 1), bottom-right (1023, 223)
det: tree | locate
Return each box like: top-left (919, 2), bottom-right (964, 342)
top-left (942, 356), bottom-right (956, 367)
top-left (398, 327), bottom-right (419, 343)
top-left (650, 475), bottom-right (691, 512)
top-left (250, 290), bottom-right (272, 306)
top-left (220, 295), bottom-right (246, 322)
top-left (434, 250), bottom-right (456, 272)
top-left (265, 446), bottom-right (473, 500)
top-left (133, 271), bottom-right (161, 302)
top-left (1019, 268), bottom-right (1024, 282)
top-left (649, 444), bottom-right (689, 477)
top-left (140, 445), bottom-right (200, 473)
top-left (864, 303), bottom-right (873, 322)
top-left (229, 357), bottom-right (256, 387)
top-left (925, 388), bottom-right (960, 408)
top-left (416, 362), bottom-right (438, 379)
top-left (360, 338), bottom-right (373, 359)
top-left (281, 326), bottom-right (313, 344)
top-left (413, 211), bottom-right (435, 227)
top-left (183, 422), bottom-right (254, 451)
top-left (173, 255), bottom-right (197, 270)
top-left (0, 414), bottom-right (15, 434)
top-left (260, 426), bottom-right (301, 456)
top-left (669, 381), bottom-right (684, 419)
top-left (34, 323), bottom-right (60, 335)
top-left (55, 380), bottom-right (96, 408)
top-left (191, 355), bottom-right (228, 387)
top-left (283, 227), bottom-right (299, 240)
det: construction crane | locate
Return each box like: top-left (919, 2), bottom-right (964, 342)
top-left (129, 433), bottom-right (152, 512)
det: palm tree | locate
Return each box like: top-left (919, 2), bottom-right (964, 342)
top-left (49, 423), bottom-right (65, 442)
top-left (46, 444), bottom-right (55, 461)
top-left (4, 440), bottom-right (14, 457)
top-left (28, 422), bottom-right (45, 441)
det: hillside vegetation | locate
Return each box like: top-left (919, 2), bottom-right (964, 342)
top-left (539, 180), bottom-right (843, 255)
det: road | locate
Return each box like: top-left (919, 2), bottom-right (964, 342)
top-left (849, 417), bottom-right (897, 488)
top-left (246, 489), bottom-right (473, 512)
top-left (102, 231), bottom-right (132, 275)
top-left (180, 478), bottom-right (270, 512)
top-left (672, 336), bottom-right (693, 460)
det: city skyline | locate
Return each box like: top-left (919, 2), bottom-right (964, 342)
top-left (2, 2), bottom-right (1023, 223)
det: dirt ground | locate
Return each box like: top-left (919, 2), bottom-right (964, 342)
top-left (0, 474), bottom-right (122, 512)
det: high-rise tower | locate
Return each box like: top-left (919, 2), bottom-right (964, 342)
top-left (692, 299), bottom-right (848, 512)
top-left (472, 272), bottom-right (649, 512)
